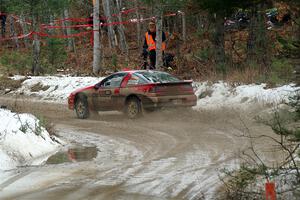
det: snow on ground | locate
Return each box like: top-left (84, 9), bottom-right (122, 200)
top-left (10, 75), bottom-right (299, 109)
top-left (194, 82), bottom-right (298, 109)
top-left (12, 75), bottom-right (103, 103)
top-left (0, 109), bottom-right (61, 171)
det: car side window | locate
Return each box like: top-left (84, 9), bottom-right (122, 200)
top-left (101, 73), bottom-right (127, 88)
top-left (127, 74), bottom-right (148, 86)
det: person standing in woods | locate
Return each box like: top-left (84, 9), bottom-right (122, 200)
top-left (142, 21), bottom-right (166, 69)
top-left (87, 13), bottom-right (106, 30)
top-left (0, 9), bottom-right (7, 37)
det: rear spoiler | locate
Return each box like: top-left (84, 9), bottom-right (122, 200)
top-left (152, 80), bottom-right (193, 86)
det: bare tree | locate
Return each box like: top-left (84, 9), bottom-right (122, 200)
top-left (9, 15), bottom-right (19, 48)
top-left (93, 0), bottom-right (102, 75)
top-left (32, 15), bottom-right (41, 75)
top-left (19, 14), bottom-right (29, 48)
top-left (134, 0), bottom-right (142, 49)
top-left (63, 9), bottom-right (75, 52)
top-left (180, 11), bottom-right (186, 44)
top-left (213, 13), bottom-right (226, 75)
top-left (102, 0), bottom-right (116, 48)
top-left (115, 0), bottom-right (128, 58)
top-left (155, 6), bottom-right (163, 69)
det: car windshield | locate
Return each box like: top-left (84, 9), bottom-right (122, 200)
top-left (135, 71), bottom-right (180, 83)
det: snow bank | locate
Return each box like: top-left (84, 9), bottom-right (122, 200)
top-left (10, 76), bottom-right (299, 109)
top-left (0, 109), bottom-right (61, 170)
top-left (13, 76), bottom-right (103, 103)
top-left (194, 82), bottom-right (298, 110)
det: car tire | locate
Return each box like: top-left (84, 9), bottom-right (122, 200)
top-left (126, 97), bottom-right (142, 119)
top-left (75, 96), bottom-right (94, 119)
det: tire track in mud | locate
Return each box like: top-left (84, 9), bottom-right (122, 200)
top-left (0, 96), bottom-right (274, 199)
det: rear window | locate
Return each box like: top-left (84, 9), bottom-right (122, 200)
top-left (135, 71), bottom-right (180, 83)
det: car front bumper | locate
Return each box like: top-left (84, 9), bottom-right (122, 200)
top-left (68, 95), bottom-right (75, 110)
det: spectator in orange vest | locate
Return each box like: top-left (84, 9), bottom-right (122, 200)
top-left (142, 21), bottom-right (166, 69)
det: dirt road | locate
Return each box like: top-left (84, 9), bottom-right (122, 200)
top-left (0, 96), bottom-right (278, 200)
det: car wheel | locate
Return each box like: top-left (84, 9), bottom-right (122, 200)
top-left (75, 97), bottom-right (91, 119)
top-left (126, 97), bottom-right (142, 119)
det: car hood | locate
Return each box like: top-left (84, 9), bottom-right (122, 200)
top-left (71, 85), bottom-right (95, 95)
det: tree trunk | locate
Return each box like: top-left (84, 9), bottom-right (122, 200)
top-left (213, 14), bottom-right (226, 75)
top-left (134, 0), bottom-right (141, 49)
top-left (181, 11), bottom-right (186, 44)
top-left (247, 5), bottom-right (257, 61)
top-left (19, 14), bottom-right (29, 48)
top-left (155, 8), bottom-right (163, 70)
top-left (102, 0), bottom-right (116, 49)
top-left (256, 3), bottom-right (270, 70)
top-left (93, 0), bottom-right (102, 75)
top-left (32, 15), bottom-right (41, 75)
top-left (115, 0), bottom-right (128, 56)
top-left (63, 9), bottom-right (75, 52)
top-left (9, 16), bottom-right (19, 48)
top-left (247, 2), bottom-right (270, 72)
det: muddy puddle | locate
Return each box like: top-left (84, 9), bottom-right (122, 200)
top-left (46, 146), bottom-right (98, 164)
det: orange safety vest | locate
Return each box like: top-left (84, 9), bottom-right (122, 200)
top-left (145, 32), bottom-right (166, 51)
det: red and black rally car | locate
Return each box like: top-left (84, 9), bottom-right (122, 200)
top-left (68, 70), bottom-right (197, 119)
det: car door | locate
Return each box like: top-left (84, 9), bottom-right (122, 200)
top-left (93, 73), bottom-right (127, 111)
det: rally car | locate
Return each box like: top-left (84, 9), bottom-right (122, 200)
top-left (68, 70), bottom-right (197, 119)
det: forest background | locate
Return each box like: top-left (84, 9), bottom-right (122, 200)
top-left (0, 0), bottom-right (299, 85)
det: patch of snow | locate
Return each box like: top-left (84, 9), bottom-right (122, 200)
top-left (194, 82), bottom-right (299, 109)
top-left (12, 75), bottom-right (103, 103)
top-left (10, 75), bottom-right (27, 81)
top-left (0, 109), bottom-right (61, 170)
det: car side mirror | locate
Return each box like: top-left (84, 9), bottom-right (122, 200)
top-left (94, 84), bottom-right (100, 90)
